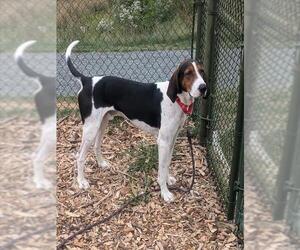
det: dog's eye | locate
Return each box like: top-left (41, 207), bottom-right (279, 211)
top-left (184, 71), bottom-right (193, 76)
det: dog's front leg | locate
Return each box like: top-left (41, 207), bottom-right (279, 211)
top-left (157, 136), bottom-right (175, 202)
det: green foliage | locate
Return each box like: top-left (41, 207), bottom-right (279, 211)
top-left (57, 0), bottom-right (193, 52)
top-left (112, 0), bottom-right (175, 32)
top-left (124, 143), bottom-right (158, 204)
top-left (128, 143), bottom-right (158, 175)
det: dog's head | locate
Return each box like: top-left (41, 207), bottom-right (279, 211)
top-left (167, 59), bottom-right (209, 102)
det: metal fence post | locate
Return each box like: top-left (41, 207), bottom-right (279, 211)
top-left (197, 0), bottom-right (217, 146)
top-left (273, 26), bottom-right (300, 220)
top-left (227, 51), bottom-right (244, 220)
top-left (286, 118), bottom-right (300, 233)
top-left (235, 133), bottom-right (244, 233)
top-left (194, 0), bottom-right (206, 60)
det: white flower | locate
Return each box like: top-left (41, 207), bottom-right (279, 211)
top-left (96, 18), bottom-right (114, 31)
top-left (80, 26), bottom-right (86, 33)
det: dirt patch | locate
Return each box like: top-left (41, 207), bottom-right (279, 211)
top-left (57, 116), bottom-right (239, 249)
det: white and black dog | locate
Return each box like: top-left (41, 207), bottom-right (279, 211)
top-left (66, 41), bottom-right (208, 202)
top-left (14, 41), bottom-right (56, 189)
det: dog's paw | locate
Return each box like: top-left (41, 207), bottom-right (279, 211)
top-left (99, 160), bottom-right (110, 169)
top-left (78, 178), bottom-right (90, 189)
top-left (167, 175), bottom-right (176, 185)
top-left (161, 190), bottom-right (175, 203)
top-left (34, 178), bottom-right (52, 189)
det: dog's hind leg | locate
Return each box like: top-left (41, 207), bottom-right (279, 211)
top-left (76, 113), bottom-right (101, 189)
top-left (94, 112), bottom-right (110, 169)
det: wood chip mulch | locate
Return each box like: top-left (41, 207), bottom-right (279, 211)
top-left (57, 116), bottom-right (240, 249)
top-left (0, 116), bottom-right (55, 249)
top-left (245, 170), bottom-right (300, 249)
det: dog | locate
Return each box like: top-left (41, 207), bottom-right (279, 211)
top-left (66, 40), bottom-right (208, 202)
top-left (14, 41), bottom-right (56, 189)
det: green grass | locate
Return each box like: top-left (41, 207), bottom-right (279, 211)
top-left (0, 108), bottom-right (38, 120)
top-left (57, 2), bottom-right (192, 52)
top-left (1, 0), bottom-right (55, 52)
top-left (123, 143), bottom-right (158, 204)
top-left (192, 86), bottom-right (239, 207)
top-left (57, 96), bottom-right (78, 119)
top-left (193, 87), bottom-right (238, 146)
top-left (0, 97), bottom-right (38, 119)
top-left (57, 21), bottom-right (191, 52)
top-left (128, 143), bottom-right (158, 175)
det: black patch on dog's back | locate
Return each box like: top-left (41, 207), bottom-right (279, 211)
top-left (35, 76), bottom-right (56, 123)
top-left (78, 77), bottom-right (93, 123)
top-left (93, 76), bottom-right (163, 128)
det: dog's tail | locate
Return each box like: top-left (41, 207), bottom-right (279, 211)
top-left (14, 40), bottom-right (43, 78)
top-left (66, 40), bottom-right (86, 78)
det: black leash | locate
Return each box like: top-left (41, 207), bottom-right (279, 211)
top-left (57, 128), bottom-right (196, 249)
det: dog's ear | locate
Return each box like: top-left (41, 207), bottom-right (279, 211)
top-left (167, 68), bottom-right (180, 103)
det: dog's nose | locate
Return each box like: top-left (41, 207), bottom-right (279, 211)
top-left (199, 83), bottom-right (207, 94)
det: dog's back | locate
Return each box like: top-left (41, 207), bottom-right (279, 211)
top-left (92, 76), bottom-right (163, 128)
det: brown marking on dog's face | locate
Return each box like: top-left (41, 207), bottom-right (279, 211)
top-left (167, 59), bottom-right (206, 102)
top-left (181, 63), bottom-right (197, 92)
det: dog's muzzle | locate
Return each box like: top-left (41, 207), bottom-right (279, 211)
top-left (199, 84), bottom-right (209, 99)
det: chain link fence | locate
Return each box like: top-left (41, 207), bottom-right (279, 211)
top-left (245, 0), bottom-right (297, 204)
top-left (245, 0), bottom-right (300, 236)
top-left (57, 0), bottom-right (244, 231)
top-left (208, 0), bottom-right (243, 207)
top-left (57, 0), bottom-right (195, 117)
top-left (0, 1), bottom-right (56, 249)
top-left (0, 0), bottom-right (55, 119)
top-left (193, 0), bottom-right (244, 230)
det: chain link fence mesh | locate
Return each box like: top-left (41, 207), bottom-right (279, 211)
top-left (57, 0), bottom-right (195, 117)
top-left (0, 0), bottom-right (56, 248)
top-left (245, 0), bottom-right (298, 206)
top-left (192, 0), bottom-right (208, 130)
top-left (207, 0), bottom-right (243, 208)
top-left (57, 0), bottom-right (244, 229)
top-left (193, 0), bottom-right (243, 217)
top-left (245, 0), bottom-right (300, 241)
top-left (0, 0), bottom-right (55, 119)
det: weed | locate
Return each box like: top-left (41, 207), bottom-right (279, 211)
top-left (128, 143), bottom-right (158, 175)
top-left (125, 143), bottom-right (158, 203)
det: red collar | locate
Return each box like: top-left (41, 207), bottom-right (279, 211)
top-left (175, 97), bottom-right (194, 115)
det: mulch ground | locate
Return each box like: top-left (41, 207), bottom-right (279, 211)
top-left (245, 170), bottom-right (300, 249)
top-left (0, 116), bottom-right (55, 249)
top-left (57, 115), bottom-right (240, 249)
